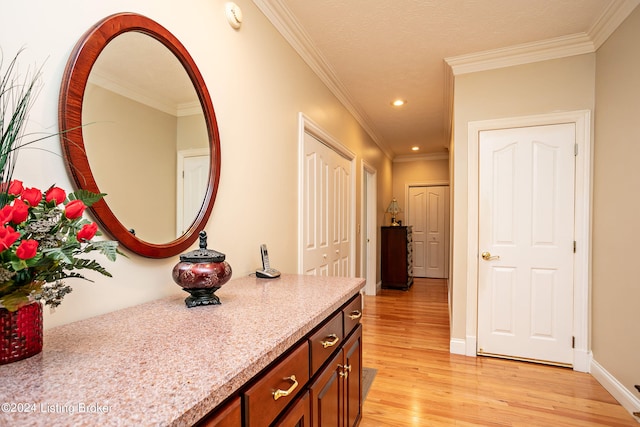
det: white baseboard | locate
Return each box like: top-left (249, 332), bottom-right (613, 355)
top-left (450, 338), bottom-right (466, 355)
top-left (591, 358), bottom-right (640, 422)
top-left (449, 336), bottom-right (478, 357)
top-left (465, 335), bottom-right (477, 356)
top-left (572, 348), bottom-right (591, 373)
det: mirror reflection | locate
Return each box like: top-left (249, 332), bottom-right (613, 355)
top-left (82, 32), bottom-right (210, 244)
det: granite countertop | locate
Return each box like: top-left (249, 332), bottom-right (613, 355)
top-left (0, 274), bottom-right (364, 427)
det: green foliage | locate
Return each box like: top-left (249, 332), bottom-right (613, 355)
top-left (68, 189), bottom-right (107, 208)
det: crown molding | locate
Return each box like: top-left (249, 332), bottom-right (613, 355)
top-left (252, 0), bottom-right (394, 159)
top-left (445, 33), bottom-right (595, 76)
top-left (589, 0), bottom-right (640, 49)
top-left (393, 152), bottom-right (449, 163)
top-left (445, 0), bottom-right (639, 75)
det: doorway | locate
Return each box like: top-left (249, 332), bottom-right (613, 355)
top-left (177, 148), bottom-right (209, 237)
top-left (465, 110), bottom-right (592, 372)
top-left (477, 123), bottom-right (575, 366)
top-left (362, 162), bottom-right (378, 295)
top-left (298, 113), bottom-right (356, 277)
top-left (407, 185), bottom-right (449, 279)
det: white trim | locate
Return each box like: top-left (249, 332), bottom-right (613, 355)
top-left (466, 110), bottom-right (592, 372)
top-left (449, 338), bottom-right (466, 355)
top-left (588, 0), bottom-right (640, 49)
top-left (591, 358), bottom-right (640, 420)
top-left (393, 153), bottom-right (449, 163)
top-left (446, 33), bottom-right (595, 76)
top-left (297, 113), bottom-right (357, 277)
top-left (361, 160), bottom-right (378, 296)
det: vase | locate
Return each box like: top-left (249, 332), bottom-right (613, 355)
top-left (172, 231), bottom-right (232, 308)
top-left (0, 301), bottom-right (43, 365)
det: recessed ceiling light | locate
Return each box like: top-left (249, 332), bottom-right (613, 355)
top-left (391, 99), bottom-right (406, 107)
top-left (411, 146), bottom-right (420, 151)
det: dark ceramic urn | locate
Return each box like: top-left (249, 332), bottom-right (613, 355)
top-left (172, 231), bottom-right (232, 307)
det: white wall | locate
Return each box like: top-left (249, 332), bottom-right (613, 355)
top-left (3, 0), bottom-right (391, 328)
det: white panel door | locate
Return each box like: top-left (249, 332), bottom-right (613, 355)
top-left (408, 188), bottom-right (427, 277)
top-left (477, 124), bottom-right (575, 365)
top-left (177, 152), bottom-right (209, 237)
top-left (408, 186), bottom-right (448, 278)
top-left (303, 133), bottom-right (351, 276)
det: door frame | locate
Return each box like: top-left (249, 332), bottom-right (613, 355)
top-left (405, 182), bottom-right (450, 279)
top-left (361, 160), bottom-right (378, 295)
top-left (466, 110), bottom-right (592, 372)
top-left (297, 113), bottom-right (357, 276)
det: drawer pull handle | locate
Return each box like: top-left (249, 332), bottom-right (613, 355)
top-left (321, 334), bottom-right (340, 348)
top-left (273, 375), bottom-right (298, 401)
top-left (348, 310), bottom-right (362, 320)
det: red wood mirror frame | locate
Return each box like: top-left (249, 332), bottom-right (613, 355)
top-left (58, 12), bottom-right (221, 258)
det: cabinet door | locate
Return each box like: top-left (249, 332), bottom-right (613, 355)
top-left (343, 326), bottom-right (362, 427)
top-left (310, 350), bottom-right (343, 427)
top-left (274, 391), bottom-right (311, 427)
top-left (197, 397), bottom-right (241, 427)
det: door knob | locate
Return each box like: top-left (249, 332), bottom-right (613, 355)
top-left (481, 251), bottom-right (500, 261)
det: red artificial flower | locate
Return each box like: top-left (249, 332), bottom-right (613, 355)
top-left (0, 225), bottom-right (20, 251)
top-left (16, 239), bottom-right (38, 260)
top-left (8, 180), bottom-right (24, 196)
top-left (77, 222), bottom-right (98, 241)
top-left (45, 187), bottom-right (66, 205)
top-left (64, 199), bottom-right (86, 219)
top-left (0, 205), bottom-right (13, 225)
top-left (10, 199), bottom-right (29, 224)
top-left (21, 187), bottom-right (42, 207)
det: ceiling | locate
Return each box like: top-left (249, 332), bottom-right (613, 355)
top-left (253, 0), bottom-right (639, 159)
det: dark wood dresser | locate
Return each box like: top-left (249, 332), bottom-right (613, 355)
top-left (381, 226), bottom-right (413, 290)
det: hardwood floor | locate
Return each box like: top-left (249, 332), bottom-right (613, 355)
top-left (360, 278), bottom-right (637, 426)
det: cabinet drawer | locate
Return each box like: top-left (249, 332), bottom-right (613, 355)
top-left (309, 311), bottom-right (343, 374)
top-left (342, 293), bottom-right (362, 337)
top-left (244, 342), bottom-right (310, 427)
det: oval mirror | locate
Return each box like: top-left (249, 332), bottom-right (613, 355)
top-left (59, 13), bottom-right (221, 258)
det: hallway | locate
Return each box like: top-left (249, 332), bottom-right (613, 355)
top-left (359, 278), bottom-right (636, 426)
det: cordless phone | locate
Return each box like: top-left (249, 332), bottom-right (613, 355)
top-left (256, 244), bottom-right (281, 279)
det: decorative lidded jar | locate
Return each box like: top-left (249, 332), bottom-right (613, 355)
top-left (172, 231), bottom-right (232, 307)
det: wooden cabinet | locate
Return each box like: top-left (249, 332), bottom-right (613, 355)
top-left (197, 397), bottom-right (241, 427)
top-left (381, 226), bottom-right (413, 290)
top-left (309, 325), bottom-right (362, 427)
top-left (309, 293), bottom-right (363, 427)
top-left (244, 342), bottom-right (310, 426)
top-left (200, 292), bottom-right (363, 427)
top-left (274, 391), bottom-right (311, 426)
top-left (343, 327), bottom-right (362, 427)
